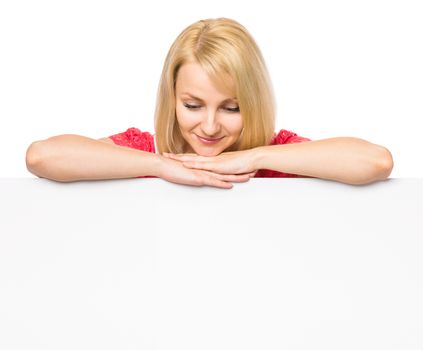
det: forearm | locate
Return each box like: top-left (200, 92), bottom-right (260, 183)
top-left (253, 137), bottom-right (394, 185)
top-left (26, 135), bottom-right (161, 182)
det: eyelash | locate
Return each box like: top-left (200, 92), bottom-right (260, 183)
top-left (183, 103), bottom-right (240, 113)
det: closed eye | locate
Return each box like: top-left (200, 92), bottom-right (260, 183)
top-left (183, 104), bottom-right (200, 110)
top-left (183, 103), bottom-right (240, 113)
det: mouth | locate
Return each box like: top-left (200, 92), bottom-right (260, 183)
top-left (196, 134), bottom-right (224, 145)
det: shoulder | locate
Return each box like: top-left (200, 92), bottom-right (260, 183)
top-left (108, 127), bottom-right (155, 152)
top-left (271, 129), bottom-right (312, 145)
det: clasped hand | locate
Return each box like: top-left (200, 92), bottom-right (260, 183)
top-left (163, 149), bottom-right (258, 176)
top-left (159, 149), bottom-right (258, 189)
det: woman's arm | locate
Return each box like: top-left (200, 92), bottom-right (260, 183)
top-left (25, 135), bottom-right (161, 182)
top-left (252, 137), bottom-right (394, 185)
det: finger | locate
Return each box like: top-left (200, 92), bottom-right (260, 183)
top-left (197, 167), bottom-right (255, 179)
top-left (211, 179), bottom-right (234, 189)
top-left (182, 160), bottom-right (216, 172)
top-left (204, 176), bottom-right (234, 189)
top-left (214, 170), bottom-right (256, 178)
top-left (202, 170), bottom-right (251, 183)
top-left (223, 174), bottom-right (251, 182)
top-left (237, 170), bottom-right (257, 177)
top-left (193, 170), bottom-right (233, 189)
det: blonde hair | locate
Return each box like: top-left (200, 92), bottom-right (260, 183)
top-left (154, 17), bottom-right (276, 154)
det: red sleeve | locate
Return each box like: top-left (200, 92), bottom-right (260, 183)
top-left (108, 127), bottom-right (157, 179)
top-left (108, 127), bottom-right (155, 152)
top-left (272, 129), bottom-right (311, 145)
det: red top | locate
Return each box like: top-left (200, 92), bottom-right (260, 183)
top-left (109, 127), bottom-right (311, 178)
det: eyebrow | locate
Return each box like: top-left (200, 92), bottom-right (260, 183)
top-left (181, 92), bottom-right (237, 103)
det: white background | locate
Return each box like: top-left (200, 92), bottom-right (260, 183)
top-left (1, 178), bottom-right (422, 349)
top-left (0, 0), bottom-right (422, 177)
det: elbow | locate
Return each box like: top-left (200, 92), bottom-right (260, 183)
top-left (26, 141), bottom-right (45, 176)
top-left (25, 139), bottom-right (78, 183)
top-left (344, 145), bottom-right (394, 186)
top-left (355, 146), bottom-right (394, 185)
top-left (26, 141), bottom-right (63, 181)
top-left (374, 146), bottom-right (394, 181)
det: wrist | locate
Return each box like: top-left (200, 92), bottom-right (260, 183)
top-left (250, 146), bottom-right (267, 170)
top-left (154, 154), bottom-right (167, 178)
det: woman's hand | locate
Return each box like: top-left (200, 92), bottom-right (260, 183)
top-left (157, 155), bottom-right (256, 189)
top-left (162, 149), bottom-right (258, 176)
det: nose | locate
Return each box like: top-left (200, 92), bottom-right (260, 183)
top-left (200, 108), bottom-right (221, 137)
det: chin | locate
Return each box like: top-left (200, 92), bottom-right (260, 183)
top-left (195, 148), bottom-right (223, 157)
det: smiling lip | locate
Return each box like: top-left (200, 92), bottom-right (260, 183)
top-left (197, 135), bottom-right (224, 144)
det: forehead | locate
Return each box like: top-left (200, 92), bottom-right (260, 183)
top-left (176, 62), bottom-right (235, 98)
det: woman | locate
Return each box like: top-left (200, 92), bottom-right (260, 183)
top-left (25, 18), bottom-right (394, 188)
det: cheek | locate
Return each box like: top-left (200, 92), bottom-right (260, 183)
top-left (175, 107), bottom-right (191, 129)
top-left (226, 116), bottom-right (243, 136)
top-left (176, 112), bottom-right (196, 131)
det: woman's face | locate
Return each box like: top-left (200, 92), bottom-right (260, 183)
top-left (175, 62), bottom-right (243, 156)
